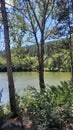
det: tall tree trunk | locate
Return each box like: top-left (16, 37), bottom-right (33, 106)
top-left (38, 42), bottom-right (45, 92)
top-left (68, 0), bottom-right (73, 87)
top-left (0, 0), bottom-right (17, 114)
top-left (69, 37), bottom-right (73, 86)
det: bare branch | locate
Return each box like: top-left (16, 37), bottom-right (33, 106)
top-left (27, 0), bottom-right (42, 31)
top-left (46, 0), bottom-right (55, 20)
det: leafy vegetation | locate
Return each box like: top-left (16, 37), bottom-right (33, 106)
top-left (1, 81), bottom-right (73, 129)
top-left (47, 50), bottom-right (70, 72)
top-left (0, 82), bottom-right (70, 129)
top-left (22, 82), bottom-right (73, 129)
top-left (0, 105), bottom-right (12, 127)
top-left (0, 57), bottom-right (7, 72)
top-left (0, 40), bottom-right (71, 72)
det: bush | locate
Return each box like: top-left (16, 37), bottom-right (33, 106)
top-left (0, 104), bottom-right (12, 128)
top-left (18, 82), bottom-right (73, 129)
top-left (0, 57), bottom-right (7, 72)
top-left (0, 106), bottom-right (5, 127)
top-left (48, 50), bottom-right (70, 72)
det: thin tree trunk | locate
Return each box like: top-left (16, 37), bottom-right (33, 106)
top-left (1, 0), bottom-right (17, 114)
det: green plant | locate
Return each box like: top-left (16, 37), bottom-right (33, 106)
top-left (20, 82), bottom-right (73, 129)
top-left (0, 105), bottom-right (5, 127)
top-left (0, 104), bottom-right (13, 128)
top-left (12, 82), bottom-right (73, 129)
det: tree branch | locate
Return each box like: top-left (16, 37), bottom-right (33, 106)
top-left (46, 0), bottom-right (55, 21)
top-left (27, 0), bottom-right (42, 31)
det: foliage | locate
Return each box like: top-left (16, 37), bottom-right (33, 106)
top-left (0, 105), bottom-right (12, 128)
top-left (15, 81), bottom-right (73, 129)
top-left (0, 46), bottom-right (71, 72)
top-left (53, 0), bottom-right (73, 85)
top-left (53, 0), bottom-right (73, 37)
top-left (0, 37), bottom-right (72, 72)
top-left (0, 106), bottom-right (5, 126)
top-left (12, 56), bottom-right (38, 71)
top-left (0, 57), bottom-right (7, 72)
top-left (0, 82), bottom-right (73, 129)
top-left (48, 50), bottom-right (70, 72)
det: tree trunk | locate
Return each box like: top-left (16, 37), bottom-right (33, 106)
top-left (67, 0), bottom-right (73, 86)
top-left (39, 61), bottom-right (45, 92)
top-left (1, 0), bottom-right (17, 114)
top-left (69, 38), bottom-right (73, 87)
top-left (38, 42), bottom-right (45, 92)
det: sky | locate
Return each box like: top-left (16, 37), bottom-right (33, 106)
top-left (5, 0), bottom-right (13, 8)
top-left (0, 0), bottom-right (14, 50)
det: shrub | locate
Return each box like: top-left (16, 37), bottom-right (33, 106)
top-left (0, 106), bottom-right (5, 127)
top-left (0, 104), bottom-right (12, 128)
top-left (18, 82), bottom-right (73, 129)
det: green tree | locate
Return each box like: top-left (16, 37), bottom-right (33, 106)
top-left (53, 0), bottom-right (73, 85)
top-left (0, 0), bottom-right (17, 115)
top-left (7, 0), bottom-right (55, 92)
top-left (24, 0), bottom-right (55, 92)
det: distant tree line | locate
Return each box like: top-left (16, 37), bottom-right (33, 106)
top-left (0, 39), bottom-right (71, 72)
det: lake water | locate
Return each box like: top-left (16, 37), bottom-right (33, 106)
top-left (0, 72), bottom-right (71, 104)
